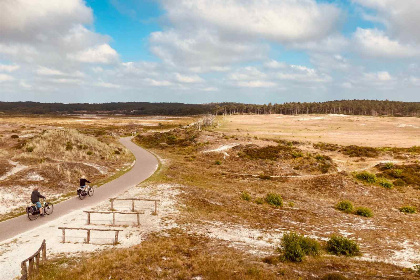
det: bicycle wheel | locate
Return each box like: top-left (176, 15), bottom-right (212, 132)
top-left (88, 187), bottom-right (94, 197)
top-left (27, 207), bottom-right (39, 221)
top-left (79, 191), bottom-right (86, 200)
top-left (44, 203), bottom-right (54, 215)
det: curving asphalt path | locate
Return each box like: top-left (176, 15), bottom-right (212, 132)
top-left (0, 137), bottom-right (158, 243)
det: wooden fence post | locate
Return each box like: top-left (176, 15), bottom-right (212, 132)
top-left (131, 200), bottom-right (135, 212)
top-left (136, 213), bottom-right (140, 226)
top-left (35, 253), bottom-right (40, 273)
top-left (114, 231), bottom-right (119, 245)
top-left (62, 228), bottom-right (66, 243)
top-left (42, 241), bottom-right (47, 262)
top-left (86, 229), bottom-right (91, 244)
top-left (112, 212), bottom-right (115, 225)
top-left (86, 212), bottom-right (91, 225)
top-left (153, 201), bottom-right (158, 215)
top-left (21, 262), bottom-right (27, 280)
top-left (28, 258), bottom-right (34, 278)
top-left (110, 199), bottom-right (114, 210)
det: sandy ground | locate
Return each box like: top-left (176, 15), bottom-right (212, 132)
top-left (0, 183), bottom-right (180, 280)
top-left (217, 114), bottom-right (420, 147)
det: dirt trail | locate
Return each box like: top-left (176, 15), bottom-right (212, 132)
top-left (0, 137), bottom-right (158, 243)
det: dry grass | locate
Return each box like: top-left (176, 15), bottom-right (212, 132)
top-left (35, 229), bottom-right (417, 280)
top-left (33, 115), bottom-right (420, 279)
top-left (216, 114), bottom-right (420, 147)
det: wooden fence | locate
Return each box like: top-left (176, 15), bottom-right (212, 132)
top-left (20, 239), bottom-right (47, 280)
top-left (109, 197), bottom-right (160, 215)
top-left (84, 210), bottom-right (144, 226)
top-left (58, 227), bottom-right (123, 245)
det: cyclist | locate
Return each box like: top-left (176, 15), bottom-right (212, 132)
top-left (31, 187), bottom-right (45, 216)
top-left (79, 176), bottom-right (91, 191)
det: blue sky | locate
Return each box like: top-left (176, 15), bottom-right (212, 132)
top-left (0, 0), bottom-right (419, 103)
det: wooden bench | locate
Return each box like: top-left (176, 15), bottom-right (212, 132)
top-left (58, 227), bottom-right (123, 245)
top-left (109, 197), bottom-right (160, 215)
top-left (84, 210), bottom-right (144, 226)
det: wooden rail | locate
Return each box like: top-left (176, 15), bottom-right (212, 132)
top-left (20, 239), bottom-right (47, 280)
top-left (58, 227), bottom-right (123, 245)
top-left (84, 210), bottom-right (144, 226)
top-left (109, 197), bottom-right (160, 215)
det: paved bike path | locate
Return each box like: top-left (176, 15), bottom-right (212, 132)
top-left (0, 138), bottom-right (158, 243)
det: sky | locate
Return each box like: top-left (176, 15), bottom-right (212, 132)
top-left (0, 0), bottom-right (419, 104)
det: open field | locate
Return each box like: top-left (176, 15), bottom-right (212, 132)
top-left (31, 114), bottom-right (420, 280)
top-left (216, 114), bottom-right (420, 147)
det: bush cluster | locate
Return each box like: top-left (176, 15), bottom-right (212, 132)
top-left (265, 193), bottom-right (283, 207)
top-left (354, 207), bottom-right (373, 217)
top-left (355, 171), bottom-right (377, 183)
top-left (326, 235), bottom-right (360, 256)
top-left (280, 232), bottom-right (320, 262)
top-left (336, 201), bottom-right (354, 213)
top-left (341, 145), bottom-right (379, 158)
top-left (376, 163), bottom-right (420, 187)
top-left (240, 191), bottom-right (251, 201)
top-left (336, 200), bottom-right (373, 217)
top-left (399, 206), bottom-right (417, 214)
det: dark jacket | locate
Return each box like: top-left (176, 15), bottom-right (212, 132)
top-left (31, 190), bottom-right (45, 204)
top-left (80, 178), bottom-right (91, 186)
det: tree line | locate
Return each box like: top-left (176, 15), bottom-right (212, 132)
top-left (0, 100), bottom-right (418, 117)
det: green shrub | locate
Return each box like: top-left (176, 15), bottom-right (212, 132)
top-left (399, 206), bottom-right (417, 214)
top-left (86, 151), bottom-right (93, 155)
top-left (341, 145), bottom-right (379, 158)
top-left (255, 197), bottom-right (264, 205)
top-left (265, 193), bottom-right (283, 207)
top-left (280, 232), bottom-right (321, 262)
top-left (114, 150), bottom-right (121, 154)
top-left (336, 200), bottom-right (354, 213)
top-left (384, 162), bottom-right (394, 169)
top-left (241, 191), bottom-right (251, 201)
top-left (378, 178), bottom-right (393, 189)
top-left (292, 151), bottom-right (303, 158)
top-left (393, 179), bottom-right (405, 186)
top-left (11, 134), bottom-right (19, 139)
top-left (393, 169), bottom-right (403, 177)
top-left (26, 146), bottom-right (34, 152)
top-left (355, 171), bottom-right (377, 183)
top-left (65, 141), bottom-right (73, 151)
top-left (355, 207), bottom-right (373, 217)
top-left (215, 160), bottom-right (222, 165)
top-left (321, 273), bottom-right (348, 280)
top-left (326, 235), bottom-right (360, 256)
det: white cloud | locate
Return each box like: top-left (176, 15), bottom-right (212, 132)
top-left (162, 0), bottom-right (341, 43)
top-left (144, 78), bottom-right (173, 87)
top-left (175, 73), bottom-right (203, 83)
top-left (68, 44), bottom-right (119, 64)
top-left (364, 71), bottom-right (393, 82)
top-left (94, 80), bottom-right (121, 89)
top-left (237, 80), bottom-right (277, 88)
top-left (353, 28), bottom-right (419, 58)
top-left (264, 60), bottom-right (287, 69)
top-left (0, 74), bottom-right (15, 82)
top-left (0, 0), bottom-right (92, 42)
top-left (36, 66), bottom-right (65, 76)
top-left (0, 64), bottom-right (20, 72)
top-left (353, 0), bottom-right (420, 44)
top-left (150, 29), bottom-right (267, 68)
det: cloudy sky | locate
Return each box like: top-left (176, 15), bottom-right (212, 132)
top-left (1, 0), bottom-right (419, 103)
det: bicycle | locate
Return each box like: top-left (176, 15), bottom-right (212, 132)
top-left (26, 198), bottom-right (54, 221)
top-left (77, 185), bottom-right (94, 200)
